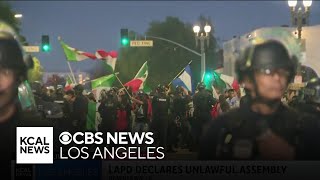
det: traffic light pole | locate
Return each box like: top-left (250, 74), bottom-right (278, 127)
top-left (146, 35), bottom-right (202, 80)
top-left (146, 35), bottom-right (201, 56)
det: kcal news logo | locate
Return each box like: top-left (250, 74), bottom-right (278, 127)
top-left (16, 127), bottom-right (53, 164)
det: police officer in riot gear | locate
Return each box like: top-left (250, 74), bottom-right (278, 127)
top-left (199, 40), bottom-right (320, 160)
top-left (192, 82), bottom-right (215, 151)
top-left (98, 88), bottom-right (118, 134)
top-left (0, 22), bottom-right (55, 178)
top-left (71, 84), bottom-right (88, 131)
top-left (172, 85), bottom-right (190, 149)
top-left (151, 84), bottom-right (170, 151)
top-left (298, 78), bottom-right (320, 118)
top-left (131, 90), bottom-right (149, 133)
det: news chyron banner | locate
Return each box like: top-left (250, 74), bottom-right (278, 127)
top-left (16, 127), bottom-right (164, 163)
top-left (13, 127), bottom-right (320, 180)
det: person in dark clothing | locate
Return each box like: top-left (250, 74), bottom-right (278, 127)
top-left (98, 88), bottom-right (118, 134)
top-left (199, 40), bottom-right (320, 160)
top-left (70, 84), bottom-right (88, 132)
top-left (40, 85), bottom-right (54, 102)
top-left (64, 90), bottom-right (76, 130)
top-left (116, 89), bottom-right (131, 132)
top-left (239, 92), bottom-right (251, 107)
top-left (0, 23), bottom-right (56, 179)
top-left (172, 86), bottom-right (190, 150)
top-left (192, 82), bottom-right (215, 151)
top-left (151, 84), bottom-right (170, 151)
top-left (295, 78), bottom-right (320, 118)
top-left (87, 92), bottom-right (96, 102)
top-left (55, 87), bottom-right (65, 101)
top-left (218, 94), bottom-right (230, 113)
top-left (131, 90), bottom-right (149, 133)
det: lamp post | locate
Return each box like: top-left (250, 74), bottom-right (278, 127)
top-left (288, 0), bottom-right (312, 38)
top-left (288, 0), bottom-right (312, 78)
top-left (193, 24), bottom-right (211, 81)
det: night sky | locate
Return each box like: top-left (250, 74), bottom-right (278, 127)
top-left (10, 1), bottom-right (320, 73)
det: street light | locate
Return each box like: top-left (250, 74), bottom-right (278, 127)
top-left (288, 0), bottom-right (298, 7)
top-left (303, 0), bottom-right (312, 7)
top-left (288, 0), bottom-right (312, 38)
top-left (288, 0), bottom-right (312, 79)
top-left (193, 24), bottom-right (211, 81)
top-left (14, 14), bottom-right (23, 19)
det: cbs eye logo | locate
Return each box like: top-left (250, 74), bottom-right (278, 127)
top-left (59, 132), bottom-right (72, 145)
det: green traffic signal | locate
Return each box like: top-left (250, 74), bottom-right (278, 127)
top-left (121, 38), bottom-right (129, 46)
top-left (120, 28), bottom-right (129, 47)
top-left (41, 35), bottom-right (51, 52)
top-left (42, 44), bottom-right (50, 52)
top-left (204, 72), bottom-right (213, 81)
top-left (203, 72), bottom-right (213, 89)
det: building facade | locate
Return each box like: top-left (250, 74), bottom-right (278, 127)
top-left (222, 25), bottom-right (320, 81)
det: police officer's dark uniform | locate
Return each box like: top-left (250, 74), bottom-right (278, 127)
top-left (172, 86), bottom-right (189, 149)
top-left (199, 40), bottom-right (320, 160)
top-left (297, 78), bottom-right (320, 118)
top-left (192, 82), bottom-right (215, 150)
top-left (71, 84), bottom-right (88, 132)
top-left (151, 85), bottom-right (170, 150)
top-left (0, 23), bottom-right (57, 179)
top-left (132, 91), bottom-right (149, 133)
top-left (98, 88), bottom-right (118, 134)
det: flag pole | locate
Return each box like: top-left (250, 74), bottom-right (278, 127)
top-left (67, 61), bottom-right (77, 84)
top-left (113, 72), bottom-right (132, 98)
top-left (134, 61), bottom-right (148, 79)
top-left (67, 73), bottom-right (75, 85)
top-left (168, 60), bottom-right (192, 86)
top-left (58, 36), bottom-right (77, 84)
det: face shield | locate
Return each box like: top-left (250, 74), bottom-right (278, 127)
top-left (18, 80), bottom-right (37, 112)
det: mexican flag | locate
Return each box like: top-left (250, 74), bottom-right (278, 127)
top-left (95, 50), bottom-right (118, 72)
top-left (91, 73), bottom-right (116, 89)
top-left (211, 71), bottom-right (240, 93)
top-left (64, 75), bottom-right (74, 91)
top-left (58, 37), bottom-right (96, 61)
top-left (219, 74), bottom-right (240, 91)
top-left (87, 73), bottom-right (117, 131)
top-left (124, 61), bottom-right (149, 93)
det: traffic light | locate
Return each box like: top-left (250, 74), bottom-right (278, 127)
top-left (204, 71), bottom-right (213, 89)
top-left (41, 35), bottom-right (51, 52)
top-left (204, 72), bottom-right (213, 82)
top-left (120, 28), bottom-right (129, 47)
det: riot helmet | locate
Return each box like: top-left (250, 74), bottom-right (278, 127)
top-left (175, 85), bottom-right (183, 94)
top-left (156, 84), bottom-right (165, 93)
top-left (137, 90), bottom-right (146, 99)
top-left (304, 78), bottom-right (320, 104)
top-left (0, 22), bottom-right (27, 81)
top-left (196, 82), bottom-right (205, 91)
top-left (236, 40), bottom-right (297, 83)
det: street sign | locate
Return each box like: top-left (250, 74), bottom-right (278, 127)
top-left (23, 46), bottom-right (40, 52)
top-left (130, 40), bottom-right (153, 47)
